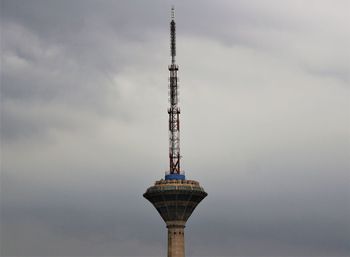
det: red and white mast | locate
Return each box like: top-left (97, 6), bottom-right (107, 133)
top-left (168, 7), bottom-right (181, 175)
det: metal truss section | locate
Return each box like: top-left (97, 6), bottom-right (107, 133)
top-left (168, 10), bottom-right (181, 174)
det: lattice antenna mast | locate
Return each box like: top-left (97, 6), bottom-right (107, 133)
top-left (168, 7), bottom-right (181, 174)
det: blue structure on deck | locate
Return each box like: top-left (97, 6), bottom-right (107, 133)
top-left (165, 173), bottom-right (185, 180)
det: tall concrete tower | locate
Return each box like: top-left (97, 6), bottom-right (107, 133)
top-left (144, 7), bottom-right (207, 257)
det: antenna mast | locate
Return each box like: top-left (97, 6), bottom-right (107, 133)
top-left (168, 6), bottom-right (181, 174)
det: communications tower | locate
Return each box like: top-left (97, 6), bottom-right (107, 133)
top-left (143, 7), bottom-right (207, 257)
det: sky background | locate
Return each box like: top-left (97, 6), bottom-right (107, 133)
top-left (1, 0), bottom-right (350, 256)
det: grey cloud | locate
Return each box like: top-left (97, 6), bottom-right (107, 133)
top-left (1, 0), bottom-right (349, 256)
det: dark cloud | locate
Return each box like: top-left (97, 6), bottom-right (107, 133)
top-left (1, 0), bottom-right (349, 256)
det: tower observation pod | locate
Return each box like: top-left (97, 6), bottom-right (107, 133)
top-left (143, 7), bottom-right (207, 257)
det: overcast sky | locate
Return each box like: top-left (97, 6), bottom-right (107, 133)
top-left (1, 0), bottom-right (350, 256)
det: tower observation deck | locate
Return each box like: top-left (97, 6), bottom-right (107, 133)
top-left (143, 7), bottom-right (207, 257)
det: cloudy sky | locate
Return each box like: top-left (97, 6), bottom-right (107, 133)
top-left (1, 0), bottom-right (350, 256)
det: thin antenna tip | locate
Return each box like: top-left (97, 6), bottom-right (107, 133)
top-left (171, 6), bottom-right (175, 19)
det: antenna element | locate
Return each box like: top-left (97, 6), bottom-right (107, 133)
top-left (168, 7), bottom-right (182, 176)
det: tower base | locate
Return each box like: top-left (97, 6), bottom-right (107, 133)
top-left (167, 221), bottom-right (185, 257)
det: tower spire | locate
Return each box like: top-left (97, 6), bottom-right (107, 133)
top-left (167, 6), bottom-right (182, 178)
top-left (170, 6), bottom-right (176, 64)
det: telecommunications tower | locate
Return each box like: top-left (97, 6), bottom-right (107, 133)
top-left (143, 7), bottom-right (207, 257)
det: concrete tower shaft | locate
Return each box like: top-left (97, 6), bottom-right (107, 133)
top-left (167, 223), bottom-right (185, 257)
